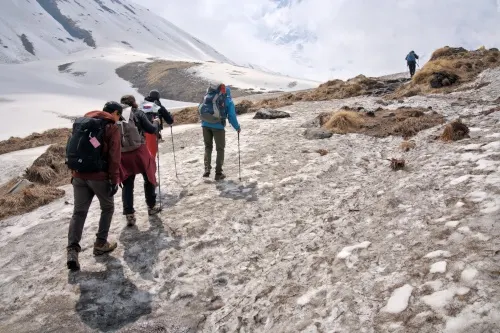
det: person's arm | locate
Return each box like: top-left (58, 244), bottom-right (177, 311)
top-left (226, 97), bottom-right (240, 131)
top-left (415, 54), bottom-right (419, 59)
top-left (159, 106), bottom-right (174, 125)
top-left (136, 110), bottom-right (158, 134)
top-left (106, 124), bottom-right (121, 185)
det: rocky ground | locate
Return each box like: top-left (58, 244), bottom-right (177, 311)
top-left (1, 69), bottom-right (500, 332)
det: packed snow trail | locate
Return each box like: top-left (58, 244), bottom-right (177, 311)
top-left (1, 70), bottom-right (500, 332)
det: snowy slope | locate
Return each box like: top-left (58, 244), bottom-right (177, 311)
top-left (0, 0), bottom-right (230, 64)
top-left (1, 68), bottom-right (500, 332)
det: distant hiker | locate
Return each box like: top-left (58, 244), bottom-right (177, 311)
top-left (406, 50), bottom-right (420, 78)
top-left (119, 95), bottom-right (162, 226)
top-left (199, 83), bottom-right (241, 180)
top-left (139, 89), bottom-right (174, 158)
top-left (65, 101), bottom-right (123, 271)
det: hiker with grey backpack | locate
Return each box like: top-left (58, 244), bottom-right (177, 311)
top-left (199, 83), bottom-right (241, 180)
top-left (119, 95), bottom-right (162, 227)
top-left (65, 101), bottom-right (123, 271)
top-left (406, 50), bottom-right (420, 78)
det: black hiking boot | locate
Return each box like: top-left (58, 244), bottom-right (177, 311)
top-left (215, 173), bottom-right (226, 181)
top-left (67, 248), bottom-right (80, 271)
top-left (203, 170), bottom-right (210, 178)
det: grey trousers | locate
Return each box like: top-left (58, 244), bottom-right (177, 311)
top-left (203, 127), bottom-right (226, 174)
top-left (67, 178), bottom-right (115, 251)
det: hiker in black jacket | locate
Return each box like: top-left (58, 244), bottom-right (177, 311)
top-left (144, 90), bottom-right (174, 140)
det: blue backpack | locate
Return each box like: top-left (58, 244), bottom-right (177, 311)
top-left (198, 85), bottom-right (227, 124)
top-left (406, 52), bottom-right (416, 62)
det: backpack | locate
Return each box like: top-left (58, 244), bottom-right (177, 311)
top-left (198, 86), bottom-right (227, 124)
top-left (118, 108), bottom-right (144, 153)
top-left (139, 101), bottom-right (160, 115)
top-left (406, 52), bottom-right (416, 62)
top-left (65, 117), bottom-right (111, 173)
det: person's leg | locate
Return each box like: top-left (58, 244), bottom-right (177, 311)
top-left (142, 173), bottom-right (157, 208)
top-left (203, 127), bottom-right (214, 175)
top-left (213, 129), bottom-right (226, 177)
top-left (87, 180), bottom-right (117, 255)
top-left (121, 175), bottom-right (136, 215)
top-left (67, 178), bottom-right (95, 251)
top-left (67, 178), bottom-right (95, 270)
top-left (409, 62), bottom-right (416, 77)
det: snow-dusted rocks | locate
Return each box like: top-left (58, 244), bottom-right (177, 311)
top-left (303, 128), bottom-right (333, 140)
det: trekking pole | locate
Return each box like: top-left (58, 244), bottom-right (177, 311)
top-left (170, 126), bottom-right (178, 178)
top-left (238, 132), bottom-right (241, 181)
top-left (156, 136), bottom-right (162, 211)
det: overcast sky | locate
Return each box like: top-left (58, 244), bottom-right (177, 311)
top-left (131, 0), bottom-right (500, 81)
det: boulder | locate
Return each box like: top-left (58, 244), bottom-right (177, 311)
top-left (253, 109), bottom-right (291, 120)
top-left (304, 128), bottom-right (333, 140)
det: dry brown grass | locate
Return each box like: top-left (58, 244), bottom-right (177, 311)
top-left (300, 75), bottom-right (379, 101)
top-left (440, 119), bottom-right (470, 142)
top-left (235, 100), bottom-right (253, 115)
top-left (0, 184), bottom-right (64, 220)
top-left (146, 60), bottom-right (198, 87)
top-left (172, 106), bottom-right (199, 125)
top-left (0, 128), bottom-right (71, 155)
top-left (0, 143), bottom-right (70, 221)
top-left (25, 144), bottom-right (70, 186)
top-left (389, 158), bottom-right (406, 171)
top-left (323, 111), bottom-right (364, 134)
top-left (400, 140), bottom-right (416, 152)
top-left (392, 46), bottom-right (500, 98)
top-left (319, 107), bottom-right (444, 138)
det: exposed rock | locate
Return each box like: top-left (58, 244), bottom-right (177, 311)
top-left (253, 109), bottom-right (291, 120)
top-left (304, 128), bottom-right (333, 140)
top-left (7, 179), bottom-right (33, 194)
top-left (430, 72), bottom-right (459, 88)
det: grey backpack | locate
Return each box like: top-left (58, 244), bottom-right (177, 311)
top-left (118, 107), bottom-right (144, 153)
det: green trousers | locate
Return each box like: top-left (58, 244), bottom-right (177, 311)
top-left (203, 127), bottom-right (226, 174)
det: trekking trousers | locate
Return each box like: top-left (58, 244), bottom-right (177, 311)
top-left (203, 127), bottom-right (226, 174)
top-left (122, 173), bottom-right (156, 214)
top-left (67, 178), bottom-right (115, 251)
top-left (408, 61), bottom-right (417, 77)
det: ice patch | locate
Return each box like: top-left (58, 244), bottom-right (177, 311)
top-left (381, 284), bottom-right (413, 314)
top-left (337, 241), bottom-right (371, 259)
top-left (430, 261), bottom-right (447, 274)
top-left (424, 250), bottom-right (451, 259)
top-left (457, 226), bottom-right (471, 234)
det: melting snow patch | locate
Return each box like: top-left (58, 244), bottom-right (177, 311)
top-left (337, 241), bottom-right (371, 259)
top-left (381, 284), bottom-right (413, 314)
top-left (457, 226), bottom-right (471, 234)
top-left (445, 221), bottom-right (460, 228)
top-left (424, 250), bottom-right (451, 259)
top-left (450, 175), bottom-right (470, 186)
top-left (467, 191), bottom-right (488, 203)
top-left (421, 289), bottom-right (456, 310)
top-left (461, 267), bottom-right (478, 282)
top-left (296, 287), bottom-right (326, 306)
top-left (430, 261), bottom-right (447, 274)
top-left (483, 141), bottom-right (500, 150)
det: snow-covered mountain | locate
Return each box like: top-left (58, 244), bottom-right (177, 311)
top-left (0, 0), bottom-right (320, 139)
top-left (0, 0), bottom-right (230, 64)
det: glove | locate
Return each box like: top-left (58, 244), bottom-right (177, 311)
top-left (108, 182), bottom-right (119, 197)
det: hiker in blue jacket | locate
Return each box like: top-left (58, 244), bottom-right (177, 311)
top-left (200, 84), bottom-right (241, 181)
top-left (406, 50), bottom-right (419, 78)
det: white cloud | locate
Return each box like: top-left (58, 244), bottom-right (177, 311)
top-left (132, 0), bottom-right (500, 81)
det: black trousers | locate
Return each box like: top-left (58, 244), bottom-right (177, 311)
top-left (408, 61), bottom-right (416, 77)
top-left (122, 173), bottom-right (156, 214)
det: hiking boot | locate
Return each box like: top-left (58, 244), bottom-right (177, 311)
top-left (126, 214), bottom-right (136, 227)
top-left (148, 206), bottom-right (162, 216)
top-left (215, 173), bottom-right (226, 181)
top-left (203, 170), bottom-right (210, 178)
top-left (67, 248), bottom-right (80, 271)
top-left (93, 241), bottom-right (117, 256)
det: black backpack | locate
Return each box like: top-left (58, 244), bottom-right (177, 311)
top-left (65, 117), bottom-right (112, 173)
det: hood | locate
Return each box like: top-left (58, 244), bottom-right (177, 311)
top-left (144, 96), bottom-right (157, 103)
top-left (226, 86), bottom-right (232, 98)
top-left (84, 111), bottom-right (117, 122)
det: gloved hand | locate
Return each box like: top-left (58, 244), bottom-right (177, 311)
top-left (108, 182), bottom-right (119, 197)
